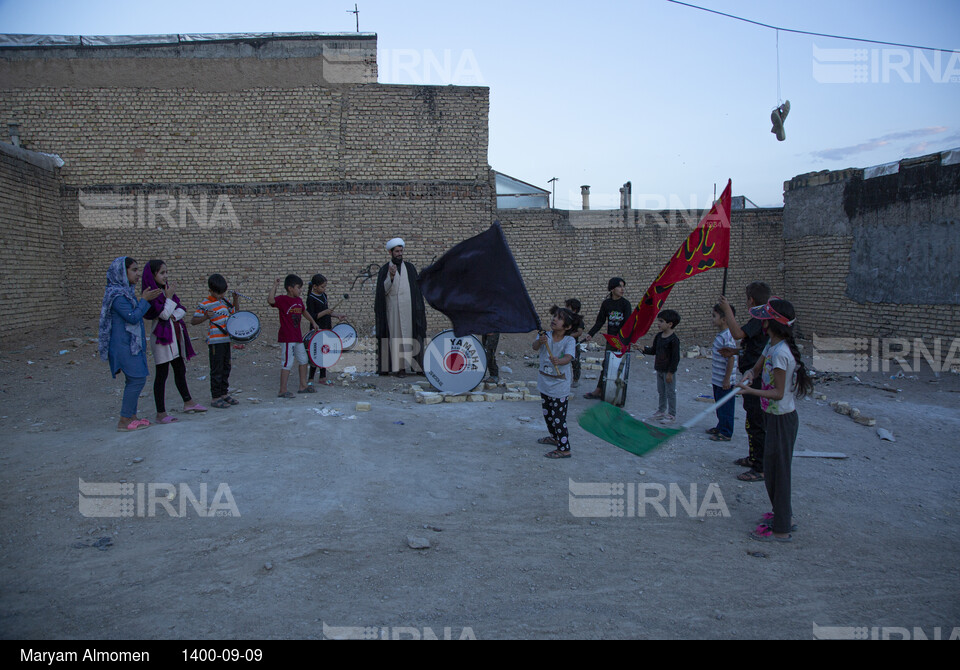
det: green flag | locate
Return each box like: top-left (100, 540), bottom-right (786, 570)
top-left (578, 387), bottom-right (741, 457)
top-left (578, 402), bottom-right (682, 457)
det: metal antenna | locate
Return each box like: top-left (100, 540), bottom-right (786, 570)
top-left (547, 177), bottom-right (558, 209)
top-left (347, 3), bottom-right (360, 32)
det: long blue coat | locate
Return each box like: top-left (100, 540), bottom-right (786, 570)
top-left (108, 296), bottom-right (151, 378)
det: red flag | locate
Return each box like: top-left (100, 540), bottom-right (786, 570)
top-left (605, 180), bottom-right (732, 352)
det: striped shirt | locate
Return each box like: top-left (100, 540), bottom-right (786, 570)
top-left (194, 296), bottom-right (235, 345)
top-left (711, 328), bottom-right (738, 387)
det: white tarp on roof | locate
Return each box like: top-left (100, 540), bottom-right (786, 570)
top-left (863, 160), bottom-right (900, 180)
top-left (941, 148), bottom-right (960, 166)
top-left (0, 32), bottom-right (376, 48)
top-left (0, 34), bottom-right (81, 47)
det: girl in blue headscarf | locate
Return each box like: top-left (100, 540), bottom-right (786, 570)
top-left (98, 257), bottom-right (163, 431)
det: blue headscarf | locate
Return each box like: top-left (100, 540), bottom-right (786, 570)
top-left (98, 256), bottom-right (143, 361)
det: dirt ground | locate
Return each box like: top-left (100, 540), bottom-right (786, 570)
top-left (1, 324), bottom-right (958, 640)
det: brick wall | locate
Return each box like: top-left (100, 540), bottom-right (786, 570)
top-left (497, 208), bottom-right (785, 345)
top-left (783, 155), bottom-right (960, 342)
top-left (0, 84), bottom-right (489, 185)
top-left (0, 146), bottom-right (63, 344)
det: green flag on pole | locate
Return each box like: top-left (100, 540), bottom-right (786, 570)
top-left (578, 387), bottom-right (741, 457)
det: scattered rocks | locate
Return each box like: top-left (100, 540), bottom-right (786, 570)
top-left (406, 535), bottom-right (431, 550)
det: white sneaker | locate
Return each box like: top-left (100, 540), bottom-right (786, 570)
top-left (770, 100), bottom-right (790, 141)
top-left (649, 411), bottom-right (665, 421)
top-left (660, 414), bottom-right (676, 424)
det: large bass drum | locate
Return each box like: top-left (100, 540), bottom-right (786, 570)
top-left (423, 329), bottom-right (487, 394)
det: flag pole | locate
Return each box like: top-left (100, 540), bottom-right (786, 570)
top-left (680, 387), bottom-right (741, 430)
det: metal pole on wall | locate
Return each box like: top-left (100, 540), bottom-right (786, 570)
top-left (548, 177), bottom-right (558, 209)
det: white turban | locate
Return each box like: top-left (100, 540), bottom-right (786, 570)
top-left (386, 238), bottom-right (405, 251)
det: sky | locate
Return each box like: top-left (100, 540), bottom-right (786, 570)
top-left (1, 0), bottom-right (958, 208)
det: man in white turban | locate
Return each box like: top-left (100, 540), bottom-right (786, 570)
top-left (374, 238), bottom-right (426, 376)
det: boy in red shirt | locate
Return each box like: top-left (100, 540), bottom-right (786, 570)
top-left (269, 275), bottom-right (320, 398)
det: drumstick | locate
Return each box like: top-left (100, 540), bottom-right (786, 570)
top-left (541, 331), bottom-right (564, 377)
top-left (330, 293), bottom-right (350, 312)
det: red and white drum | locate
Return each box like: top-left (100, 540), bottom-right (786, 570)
top-left (423, 329), bottom-right (487, 394)
top-left (332, 322), bottom-right (357, 350)
top-left (303, 329), bottom-right (343, 369)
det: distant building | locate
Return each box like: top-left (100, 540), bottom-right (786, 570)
top-left (495, 171), bottom-right (550, 209)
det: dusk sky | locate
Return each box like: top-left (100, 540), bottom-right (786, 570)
top-left (2, 0), bottom-right (958, 208)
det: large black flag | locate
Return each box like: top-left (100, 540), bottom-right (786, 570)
top-left (418, 222), bottom-right (540, 337)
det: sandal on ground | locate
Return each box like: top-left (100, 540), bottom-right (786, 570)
top-left (737, 470), bottom-right (764, 482)
top-left (183, 404), bottom-right (208, 413)
top-left (734, 457), bottom-right (753, 467)
top-left (320, 380), bottom-right (334, 385)
top-left (277, 391), bottom-right (296, 399)
top-left (757, 513), bottom-right (798, 531)
top-left (750, 526), bottom-right (792, 543)
top-left (583, 391), bottom-right (602, 400)
top-left (537, 436), bottom-right (558, 445)
top-left (157, 415), bottom-right (179, 424)
top-left (705, 427), bottom-right (720, 435)
top-left (544, 449), bottom-right (571, 459)
top-left (709, 434), bottom-right (732, 441)
top-left (117, 420), bottom-right (148, 432)
top-left (211, 398), bottom-right (231, 409)
top-left (298, 386), bottom-right (317, 394)
top-left (223, 395), bottom-right (240, 405)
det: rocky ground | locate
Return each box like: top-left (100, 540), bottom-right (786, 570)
top-left (1, 325), bottom-right (958, 640)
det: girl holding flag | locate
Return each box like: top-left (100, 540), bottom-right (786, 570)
top-left (737, 298), bottom-right (813, 542)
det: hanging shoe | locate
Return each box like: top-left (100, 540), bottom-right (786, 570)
top-left (770, 100), bottom-right (790, 142)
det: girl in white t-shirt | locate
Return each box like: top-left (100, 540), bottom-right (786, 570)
top-left (738, 299), bottom-right (813, 542)
top-left (534, 306), bottom-right (578, 459)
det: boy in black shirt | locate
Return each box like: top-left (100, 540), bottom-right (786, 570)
top-left (642, 309), bottom-right (681, 423)
top-left (719, 282), bottom-right (771, 482)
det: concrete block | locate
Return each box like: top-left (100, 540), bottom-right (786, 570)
top-left (355, 402), bottom-right (371, 412)
top-left (484, 393), bottom-right (503, 401)
top-left (444, 394), bottom-right (467, 403)
top-left (503, 392), bottom-right (523, 401)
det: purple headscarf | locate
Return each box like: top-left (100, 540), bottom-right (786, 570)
top-left (142, 261), bottom-right (196, 361)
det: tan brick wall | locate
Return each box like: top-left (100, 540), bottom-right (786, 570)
top-left (497, 208), bottom-right (785, 345)
top-left (0, 84), bottom-right (489, 185)
top-left (0, 151), bottom-right (63, 344)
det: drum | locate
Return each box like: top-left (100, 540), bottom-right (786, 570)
top-left (423, 329), bottom-right (487, 394)
top-left (224, 311), bottom-right (261, 343)
top-left (332, 322), bottom-right (357, 350)
top-left (303, 329), bottom-right (343, 369)
top-left (601, 351), bottom-right (631, 407)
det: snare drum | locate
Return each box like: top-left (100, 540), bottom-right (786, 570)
top-left (303, 329), bottom-right (343, 369)
top-left (601, 351), bottom-right (631, 407)
top-left (423, 329), bottom-right (487, 394)
top-left (332, 322), bottom-right (357, 350)
top-left (224, 311), bottom-right (261, 343)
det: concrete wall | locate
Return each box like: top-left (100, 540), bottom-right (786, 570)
top-left (0, 144), bottom-right (63, 343)
top-left (783, 152), bottom-right (960, 341)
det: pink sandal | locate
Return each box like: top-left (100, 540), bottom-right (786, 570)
top-left (117, 419), bottom-right (148, 432)
top-left (183, 404), bottom-right (208, 414)
top-left (157, 415), bottom-right (179, 424)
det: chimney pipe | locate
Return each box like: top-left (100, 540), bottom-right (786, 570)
top-left (580, 185), bottom-right (590, 210)
top-left (8, 123), bottom-right (21, 148)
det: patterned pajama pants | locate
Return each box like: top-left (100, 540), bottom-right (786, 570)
top-left (541, 393), bottom-right (570, 452)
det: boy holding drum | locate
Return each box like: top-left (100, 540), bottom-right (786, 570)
top-left (192, 273), bottom-right (240, 409)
